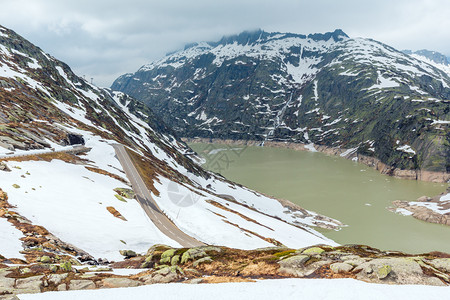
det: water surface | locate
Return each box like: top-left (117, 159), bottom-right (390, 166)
top-left (189, 143), bottom-right (450, 254)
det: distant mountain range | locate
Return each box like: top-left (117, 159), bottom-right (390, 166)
top-left (403, 49), bottom-right (449, 66)
top-left (402, 49), bottom-right (450, 78)
top-left (112, 29), bottom-right (450, 178)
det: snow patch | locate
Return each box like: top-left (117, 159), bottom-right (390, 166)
top-left (0, 218), bottom-right (25, 259)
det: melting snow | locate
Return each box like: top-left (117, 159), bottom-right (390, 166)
top-left (396, 145), bottom-right (416, 155)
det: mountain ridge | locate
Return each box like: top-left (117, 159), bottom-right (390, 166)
top-left (112, 29), bottom-right (450, 181)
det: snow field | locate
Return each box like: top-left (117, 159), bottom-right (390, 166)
top-left (18, 278), bottom-right (450, 300)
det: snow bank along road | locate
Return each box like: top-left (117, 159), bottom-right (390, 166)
top-left (113, 144), bottom-right (205, 248)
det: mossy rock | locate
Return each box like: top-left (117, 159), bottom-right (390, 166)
top-left (40, 256), bottom-right (52, 264)
top-left (160, 249), bottom-right (176, 264)
top-left (376, 265), bottom-right (392, 279)
top-left (302, 247), bottom-right (325, 255)
top-left (119, 250), bottom-right (137, 258)
top-left (59, 261), bottom-right (72, 272)
top-left (114, 194), bottom-right (127, 202)
top-left (171, 255), bottom-right (180, 266)
top-left (12, 184), bottom-right (20, 189)
top-left (193, 256), bottom-right (212, 267)
top-left (147, 244), bottom-right (172, 256)
top-left (273, 249), bottom-right (296, 258)
top-left (201, 246), bottom-right (223, 253)
top-left (141, 255), bottom-right (154, 268)
top-left (114, 188), bottom-right (135, 199)
top-left (180, 248), bottom-right (207, 264)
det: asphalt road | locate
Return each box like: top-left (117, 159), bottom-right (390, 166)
top-left (113, 144), bottom-right (205, 248)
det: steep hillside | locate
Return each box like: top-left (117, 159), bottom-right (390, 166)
top-left (0, 25), bottom-right (341, 265)
top-left (112, 30), bottom-right (450, 180)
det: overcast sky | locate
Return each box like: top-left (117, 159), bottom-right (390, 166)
top-left (1, 0), bottom-right (449, 87)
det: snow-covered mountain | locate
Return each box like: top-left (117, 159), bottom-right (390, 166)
top-left (403, 49), bottom-right (450, 77)
top-left (0, 25), bottom-right (341, 264)
top-left (112, 30), bottom-right (450, 179)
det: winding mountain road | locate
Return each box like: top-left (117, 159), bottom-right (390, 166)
top-left (113, 144), bottom-right (205, 248)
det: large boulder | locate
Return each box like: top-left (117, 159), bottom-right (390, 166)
top-left (68, 280), bottom-right (96, 290)
top-left (180, 248), bottom-right (207, 264)
top-left (101, 278), bottom-right (141, 288)
top-left (355, 258), bottom-right (445, 286)
top-left (429, 258), bottom-right (450, 273)
top-left (119, 250), bottom-right (137, 258)
top-left (15, 275), bottom-right (44, 294)
top-left (330, 262), bottom-right (354, 273)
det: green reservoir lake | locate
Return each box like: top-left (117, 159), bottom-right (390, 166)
top-left (189, 143), bottom-right (450, 254)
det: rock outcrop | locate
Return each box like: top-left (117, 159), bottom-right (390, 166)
top-left (391, 191), bottom-right (450, 226)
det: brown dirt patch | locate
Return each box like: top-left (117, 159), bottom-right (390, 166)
top-left (106, 207), bottom-right (127, 221)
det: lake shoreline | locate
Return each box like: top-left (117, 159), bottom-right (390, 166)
top-left (182, 137), bottom-right (449, 183)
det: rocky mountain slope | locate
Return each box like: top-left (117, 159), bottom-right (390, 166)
top-left (0, 24), bottom-right (343, 269)
top-left (112, 30), bottom-right (450, 180)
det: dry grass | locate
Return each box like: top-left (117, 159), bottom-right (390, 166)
top-left (222, 220), bottom-right (283, 247)
top-left (206, 199), bottom-right (274, 231)
top-left (0, 151), bottom-right (81, 163)
top-left (85, 166), bottom-right (128, 184)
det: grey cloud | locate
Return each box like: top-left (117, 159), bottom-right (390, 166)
top-left (1, 0), bottom-right (449, 86)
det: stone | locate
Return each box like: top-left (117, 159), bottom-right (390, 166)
top-left (0, 162), bottom-right (11, 172)
top-left (376, 265), bottom-right (392, 279)
top-left (2, 296), bottom-right (20, 300)
top-left (302, 247), bottom-right (325, 255)
top-left (47, 273), bottom-right (68, 286)
top-left (417, 196), bottom-right (431, 202)
top-left (119, 250), bottom-right (137, 258)
top-left (59, 261), bottom-right (72, 272)
top-left (193, 256), bottom-right (212, 267)
top-left (0, 275), bottom-right (16, 293)
top-left (355, 258), bottom-right (445, 285)
top-left (343, 258), bottom-right (366, 267)
top-left (180, 248), bottom-right (207, 264)
top-left (430, 258), bottom-right (450, 273)
top-left (278, 255), bottom-right (310, 276)
top-left (15, 275), bottom-right (44, 293)
top-left (40, 256), bottom-right (52, 263)
top-left (69, 280), bottom-right (96, 290)
top-left (186, 278), bottom-right (203, 284)
top-left (146, 244), bottom-right (171, 256)
top-left (101, 278), bottom-right (141, 288)
top-left (140, 267), bottom-right (180, 284)
top-left (57, 284), bottom-right (67, 291)
top-left (330, 263), bottom-right (354, 273)
top-left (200, 246), bottom-right (223, 253)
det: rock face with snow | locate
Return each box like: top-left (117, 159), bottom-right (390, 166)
top-left (0, 25), bottom-right (341, 265)
top-left (112, 29), bottom-right (450, 177)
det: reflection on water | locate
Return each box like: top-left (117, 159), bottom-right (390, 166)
top-left (189, 143), bottom-right (450, 254)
